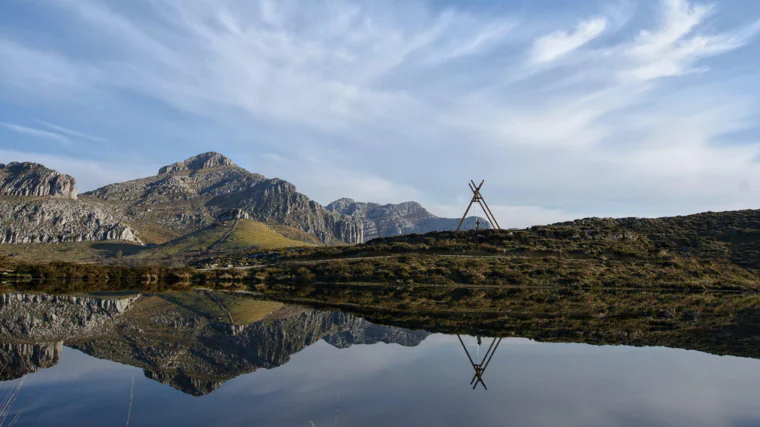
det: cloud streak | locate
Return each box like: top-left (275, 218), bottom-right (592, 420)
top-left (0, 122), bottom-right (72, 146)
top-left (36, 121), bottom-right (109, 145)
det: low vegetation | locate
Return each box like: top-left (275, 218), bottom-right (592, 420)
top-left (2, 209), bottom-right (760, 291)
top-left (201, 209), bottom-right (760, 290)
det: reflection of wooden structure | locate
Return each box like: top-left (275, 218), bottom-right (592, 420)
top-left (456, 180), bottom-right (501, 231)
top-left (457, 335), bottom-right (503, 390)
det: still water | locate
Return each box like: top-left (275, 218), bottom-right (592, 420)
top-left (1, 290), bottom-right (759, 426)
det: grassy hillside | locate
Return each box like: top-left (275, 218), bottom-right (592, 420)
top-left (133, 219), bottom-right (314, 265)
top-left (203, 209), bottom-right (760, 290)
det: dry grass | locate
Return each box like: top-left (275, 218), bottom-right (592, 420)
top-left (0, 241), bottom-right (143, 264)
top-left (132, 219), bottom-right (312, 264)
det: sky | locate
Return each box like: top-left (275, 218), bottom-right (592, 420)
top-left (1, 0), bottom-right (760, 227)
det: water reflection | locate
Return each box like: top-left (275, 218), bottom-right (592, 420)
top-left (1, 289), bottom-right (760, 426)
top-left (457, 335), bottom-right (502, 390)
top-left (0, 291), bottom-right (428, 395)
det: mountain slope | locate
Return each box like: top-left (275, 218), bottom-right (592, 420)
top-left (326, 198), bottom-right (489, 242)
top-left (83, 152), bottom-right (363, 245)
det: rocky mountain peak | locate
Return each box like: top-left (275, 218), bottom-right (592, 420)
top-left (326, 198), bottom-right (356, 213)
top-left (259, 177), bottom-right (296, 193)
top-left (0, 161), bottom-right (77, 199)
top-left (158, 152), bottom-right (236, 175)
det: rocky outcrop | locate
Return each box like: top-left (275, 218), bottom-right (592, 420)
top-left (84, 152), bottom-right (363, 244)
top-left (327, 198), bottom-right (489, 242)
top-left (218, 209), bottom-right (250, 221)
top-left (0, 197), bottom-right (142, 244)
top-left (0, 162), bottom-right (77, 199)
top-left (0, 161), bottom-right (142, 245)
top-left (158, 152), bottom-right (236, 175)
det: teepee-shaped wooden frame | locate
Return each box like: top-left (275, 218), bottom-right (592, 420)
top-left (456, 180), bottom-right (501, 231)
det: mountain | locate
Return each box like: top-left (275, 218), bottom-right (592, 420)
top-left (82, 152), bottom-right (363, 245)
top-left (0, 162), bottom-right (142, 245)
top-left (326, 198), bottom-right (489, 242)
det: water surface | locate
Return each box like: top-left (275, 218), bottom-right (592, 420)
top-left (1, 290), bottom-right (759, 426)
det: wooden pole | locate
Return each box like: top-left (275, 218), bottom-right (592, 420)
top-left (457, 179), bottom-right (502, 231)
top-left (456, 181), bottom-right (483, 231)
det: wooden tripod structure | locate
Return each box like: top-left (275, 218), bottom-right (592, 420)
top-left (456, 180), bottom-right (501, 231)
top-left (457, 335), bottom-right (503, 390)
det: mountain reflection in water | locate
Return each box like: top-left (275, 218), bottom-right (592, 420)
top-left (1, 289), bottom-right (759, 427)
top-left (0, 291), bottom-right (428, 395)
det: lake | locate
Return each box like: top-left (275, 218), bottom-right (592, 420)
top-left (1, 289), bottom-right (759, 426)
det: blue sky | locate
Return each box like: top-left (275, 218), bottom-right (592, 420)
top-left (1, 0), bottom-right (759, 227)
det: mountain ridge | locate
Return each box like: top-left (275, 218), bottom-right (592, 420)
top-left (3, 151), bottom-right (498, 255)
top-left (326, 197), bottom-right (489, 242)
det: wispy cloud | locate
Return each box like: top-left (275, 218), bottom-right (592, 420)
top-left (0, 122), bottom-right (72, 146)
top-left (621, 0), bottom-right (760, 81)
top-left (531, 17), bottom-right (608, 64)
top-left (36, 121), bottom-right (109, 145)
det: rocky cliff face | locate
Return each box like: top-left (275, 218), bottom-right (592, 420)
top-left (0, 162), bottom-right (77, 199)
top-left (0, 197), bottom-right (142, 244)
top-left (327, 198), bottom-right (489, 242)
top-left (0, 161), bottom-right (143, 245)
top-left (83, 152), bottom-right (363, 244)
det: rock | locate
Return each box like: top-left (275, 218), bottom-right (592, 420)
top-left (326, 199), bottom-right (490, 242)
top-left (0, 197), bottom-right (142, 244)
top-left (0, 162), bottom-right (77, 199)
top-left (0, 161), bottom-right (142, 245)
top-left (218, 209), bottom-right (250, 221)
